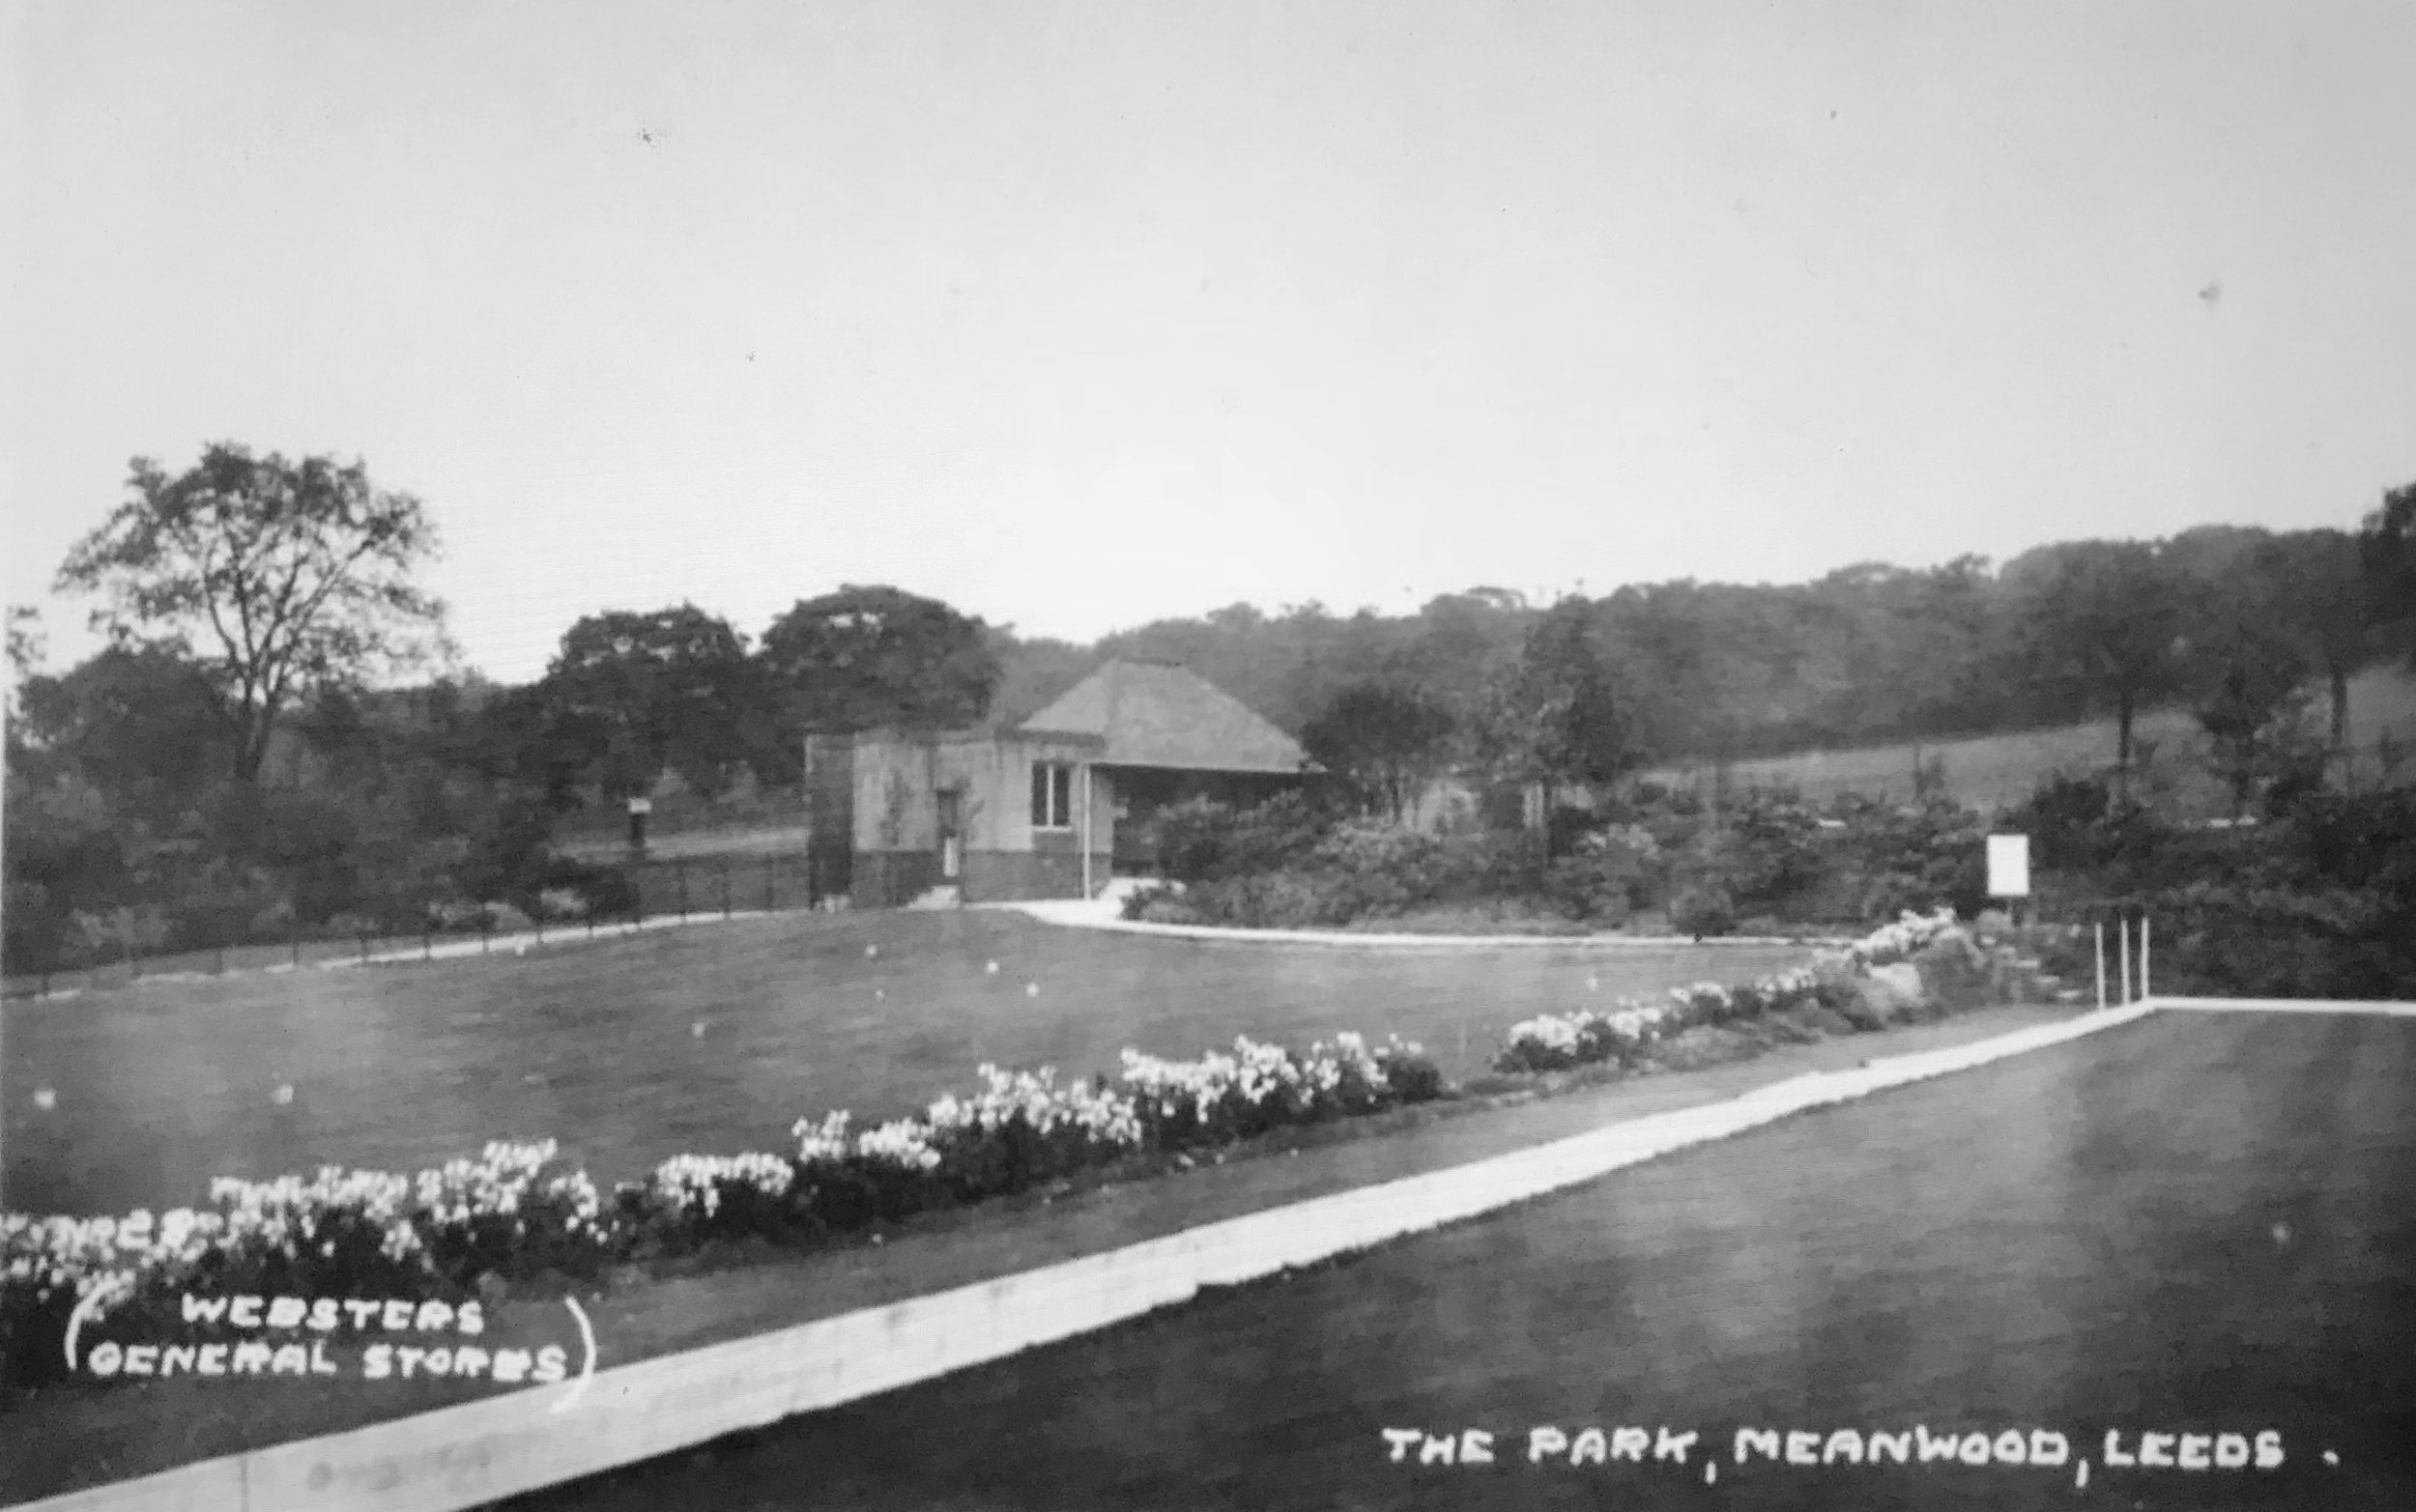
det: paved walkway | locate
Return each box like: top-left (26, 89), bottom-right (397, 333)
top-left (984, 888), bottom-right (1838, 949)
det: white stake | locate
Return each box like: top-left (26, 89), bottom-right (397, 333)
top-left (2094, 921), bottom-right (2106, 1010)
top-left (2118, 916), bottom-right (2132, 1006)
top-left (2141, 915), bottom-right (2151, 1001)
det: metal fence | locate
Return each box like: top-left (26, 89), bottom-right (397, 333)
top-left (2, 848), bottom-right (842, 1001)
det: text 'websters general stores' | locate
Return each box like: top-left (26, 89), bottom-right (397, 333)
top-left (73, 1292), bottom-right (573, 1385)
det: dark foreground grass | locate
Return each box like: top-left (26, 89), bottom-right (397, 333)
top-left (2, 910), bottom-right (1805, 1213)
top-left (510, 1011), bottom-right (2416, 1512)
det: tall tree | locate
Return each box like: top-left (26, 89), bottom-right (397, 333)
top-left (1483, 599), bottom-right (1646, 847)
top-left (2014, 540), bottom-right (2195, 800)
top-left (2360, 481), bottom-right (2416, 663)
top-left (2250, 530), bottom-right (2372, 756)
top-left (543, 604), bottom-right (759, 801)
top-left (758, 585), bottom-right (999, 735)
top-left (52, 444), bottom-right (447, 782)
top-left (1301, 681), bottom-right (1456, 821)
top-left (2193, 620), bottom-right (2315, 818)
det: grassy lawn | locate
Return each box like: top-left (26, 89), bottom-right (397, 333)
top-left (2, 910), bottom-right (1808, 1214)
top-left (1646, 664), bottom-right (2416, 813)
top-left (515, 1011), bottom-right (2416, 1511)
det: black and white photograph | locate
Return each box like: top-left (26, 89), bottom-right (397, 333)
top-left (5, 3), bottom-right (2414, 1508)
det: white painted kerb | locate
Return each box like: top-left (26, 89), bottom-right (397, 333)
top-left (24, 1001), bottom-right (2162, 1512)
top-left (988, 899), bottom-right (1835, 950)
top-left (2158, 997), bottom-right (2416, 1018)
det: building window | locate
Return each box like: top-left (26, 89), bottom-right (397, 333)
top-left (1031, 761), bottom-right (1075, 830)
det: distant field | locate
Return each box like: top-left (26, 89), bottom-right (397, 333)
top-left (1648, 664), bottom-right (2416, 813)
top-left (518, 1010), bottom-right (2416, 1511)
top-left (2, 911), bottom-right (1806, 1214)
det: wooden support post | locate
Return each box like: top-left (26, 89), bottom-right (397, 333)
top-left (2094, 921), bottom-right (2106, 1011)
top-left (2117, 915), bottom-right (2132, 1006)
top-left (1079, 764), bottom-right (1094, 900)
top-left (2141, 914), bottom-right (2151, 1000)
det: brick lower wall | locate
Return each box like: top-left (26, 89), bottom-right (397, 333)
top-left (848, 849), bottom-right (1110, 905)
top-left (849, 850), bottom-right (941, 910)
top-left (960, 849), bottom-right (1111, 903)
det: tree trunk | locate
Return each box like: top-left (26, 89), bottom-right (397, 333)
top-left (2327, 663), bottom-right (2353, 794)
top-left (2114, 692), bottom-right (2135, 805)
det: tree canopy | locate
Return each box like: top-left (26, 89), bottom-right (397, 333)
top-left (1301, 681), bottom-right (1456, 821)
top-left (540, 604), bottom-right (760, 801)
top-left (53, 444), bottom-right (447, 782)
top-left (759, 585), bottom-right (999, 735)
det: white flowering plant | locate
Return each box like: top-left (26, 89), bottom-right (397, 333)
top-left (1118, 1032), bottom-right (1430, 1148)
top-left (1492, 913), bottom-right (1949, 1073)
top-left (1826, 904), bottom-right (1962, 970)
top-left (1, 1139), bottom-right (611, 1389)
top-left (635, 1035), bottom-right (1444, 1247)
top-left (6, 1035), bottom-right (1448, 1386)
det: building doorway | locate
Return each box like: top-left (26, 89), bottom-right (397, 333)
top-left (935, 787), bottom-right (963, 880)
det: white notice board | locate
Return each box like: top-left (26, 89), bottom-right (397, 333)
top-left (1986, 834), bottom-right (2030, 898)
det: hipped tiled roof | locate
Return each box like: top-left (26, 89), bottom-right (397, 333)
top-left (1019, 661), bottom-right (1307, 773)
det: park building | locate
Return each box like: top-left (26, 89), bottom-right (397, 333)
top-left (806, 660), bottom-right (1309, 907)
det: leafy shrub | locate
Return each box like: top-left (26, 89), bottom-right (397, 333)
top-left (1542, 824), bottom-right (1662, 921)
top-left (1830, 796), bottom-right (1989, 923)
top-left (535, 855), bottom-right (638, 921)
top-left (1709, 791), bottom-right (1827, 909)
top-left (1116, 883), bottom-right (1202, 926)
top-left (1181, 871), bottom-right (1360, 929)
top-left (1670, 883), bottom-right (1738, 939)
top-left (2149, 880), bottom-right (2415, 999)
top-left (1146, 792), bottom-right (1332, 883)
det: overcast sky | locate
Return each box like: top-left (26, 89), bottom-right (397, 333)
top-left (8, 1), bottom-right (2414, 685)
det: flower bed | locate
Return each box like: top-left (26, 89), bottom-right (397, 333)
top-left (2, 1033), bottom-right (1438, 1388)
top-left (1492, 908), bottom-right (1970, 1074)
